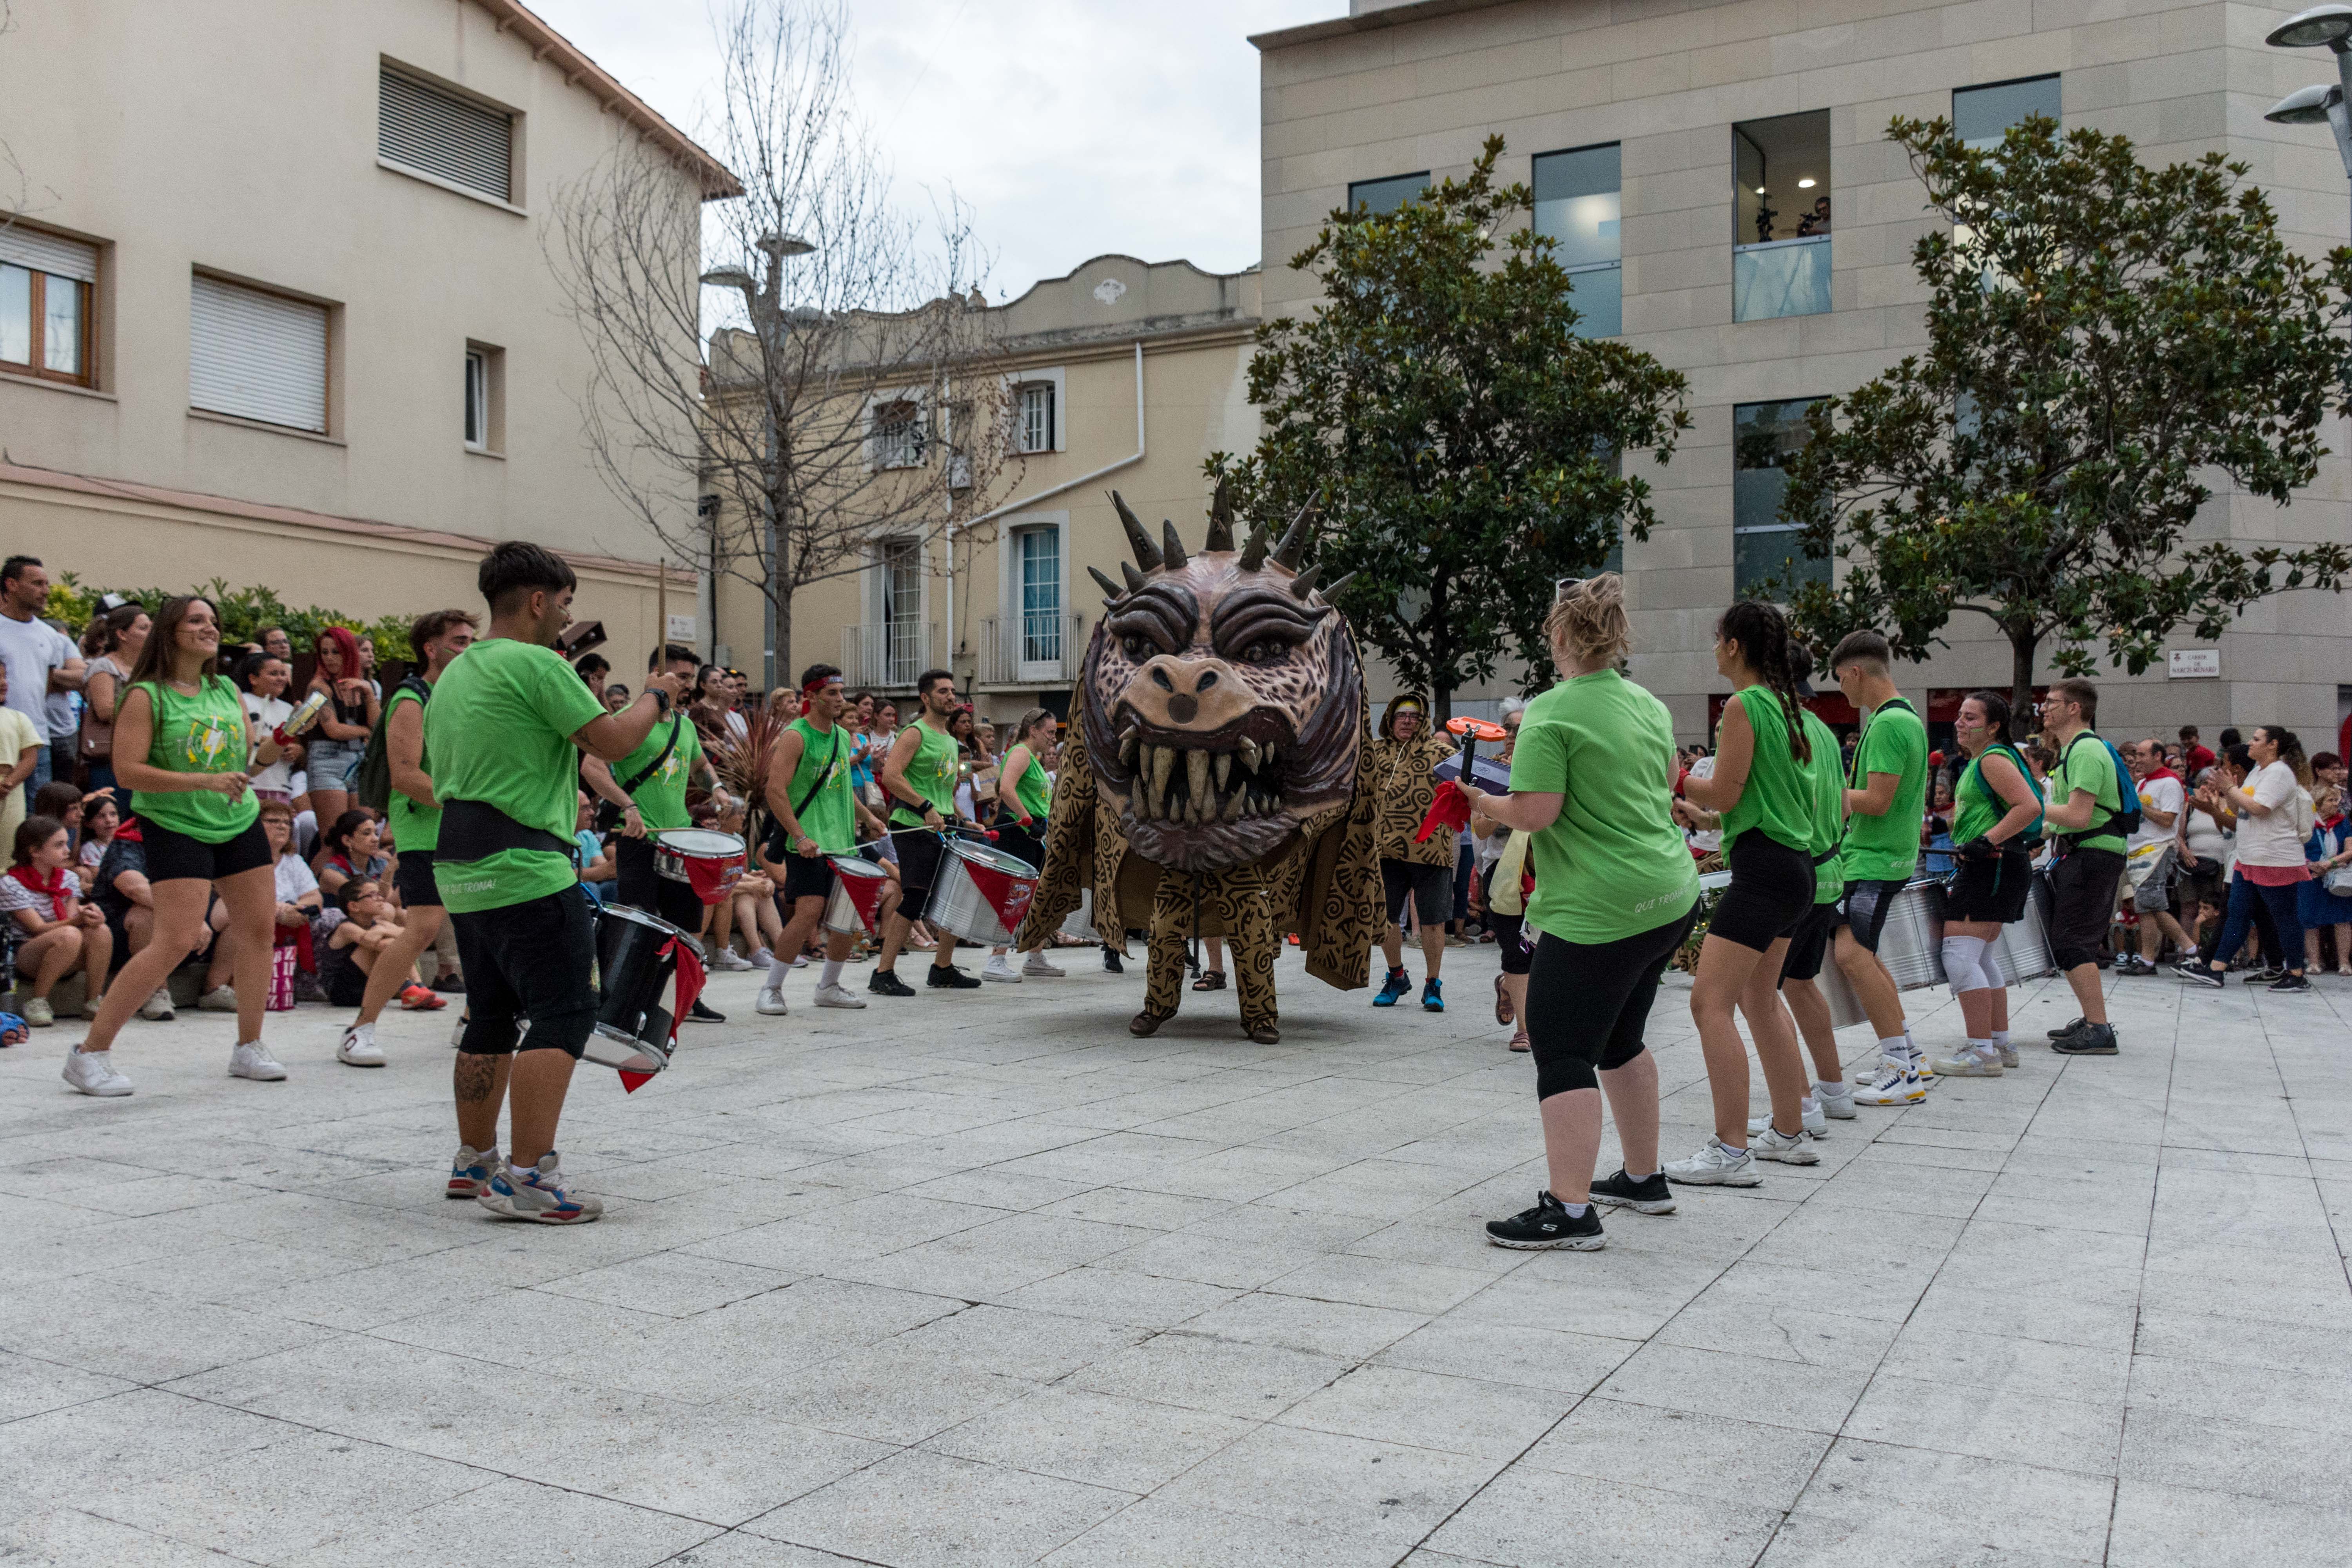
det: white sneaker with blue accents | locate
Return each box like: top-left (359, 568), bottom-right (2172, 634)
top-left (479, 1152), bottom-right (603, 1224)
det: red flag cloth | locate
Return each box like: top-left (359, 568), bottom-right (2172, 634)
top-left (663, 938), bottom-right (707, 1045)
top-left (1415, 779), bottom-right (1471, 843)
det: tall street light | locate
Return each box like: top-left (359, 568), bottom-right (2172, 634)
top-left (2266, 5), bottom-right (2352, 237)
top-left (702, 232), bottom-right (815, 691)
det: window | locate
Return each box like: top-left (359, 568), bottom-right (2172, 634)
top-left (1018, 381), bottom-right (1055, 454)
top-left (464, 348), bottom-right (490, 450)
top-left (1954, 75), bottom-right (2061, 149)
top-left (1533, 143), bottom-right (1621, 338)
top-left (378, 65), bottom-right (515, 204)
top-left (1348, 172), bottom-right (1429, 216)
top-left (189, 273), bottom-right (329, 434)
top-left (1733, 112), bottom-right (1831, 323)
top-left (879, 537), bottom-right (924, 685)
top-left (1016, 526), bottom-right (1062, 674)
top-left (0, 227), bottom-right (97, 386)
top-left (871, 398), bottom-right (924, 468)
top-left (1733, 399), bottom-right (1827, 596)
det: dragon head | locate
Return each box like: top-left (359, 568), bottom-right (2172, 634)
top-left (1080, 484), bottom-right (1364, 873)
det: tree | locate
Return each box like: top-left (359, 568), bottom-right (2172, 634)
top-left (552, 0), bottom-right (1022, 688)
top-left (1779, 116), bottom-right (2352, 716)
top-left (1207, 136), bottom-right (1690, 717)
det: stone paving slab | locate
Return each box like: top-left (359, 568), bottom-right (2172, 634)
top-left (2, 941), bottom-right (2347, 1566)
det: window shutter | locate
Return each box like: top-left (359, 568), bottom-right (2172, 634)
top-left (378, 68), bottom-right (513, 203)
top-left (190, 275), bottom-right (328, 433)
top-left (0, 227), bottom-right (97, 283)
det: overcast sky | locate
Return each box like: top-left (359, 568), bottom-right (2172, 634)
top-left (530, 0), bottom-right (1336, 299)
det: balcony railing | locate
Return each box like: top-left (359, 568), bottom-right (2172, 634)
top-left (978, 613), bottom-right (1082, 687)
top-left (841, 619), bottom-right (935, 690)
top-left (1733, 234), bottom-right (1831, 323)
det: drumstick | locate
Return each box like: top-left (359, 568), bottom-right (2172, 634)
top-left (655, 558), bottom-right (668, 676)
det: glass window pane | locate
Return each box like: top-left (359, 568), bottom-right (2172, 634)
top-left (1568, 264), bottom-right (1621, 338)
top-left (1533, 144), bottom-right (1620, 269)
top-left (1954, 76), bottom-right (2060, 150)
top-left (1734, 527), bottom-right (1827, 596)
top-left (1733, 238), bottom-right (1831, 322)
top-left (41, 274), bottom-right (79, 375)
top-left (1733, 398), bottom-right (1827, 597)
top-left (464, 352), bottom-right (485, 445)
top-left (1019, 529), bottom-right (1060, 661)
top-left (0, 265), bottom-right (27, 365)
top-left (1347, 172), bottom-right (1428, 215)
top-left (1734, 110), bottom-right (1829, 247)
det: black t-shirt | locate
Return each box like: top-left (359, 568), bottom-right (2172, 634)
top-left (95, 836), bottom-right (148, 922)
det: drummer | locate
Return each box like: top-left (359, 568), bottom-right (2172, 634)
top-left (980, 706), bottom-right (1064, 984)
top-left (1930, 691), bottom-right (2043, 1077)
top-left (1826, 629), bottom-right (1932, 1104)
top-left (427, 541), bottom-right (686, 1223)
top-left (870, 668), bottom-right (983, 993)
top-left (757, 664), bottom-right (886, 1015)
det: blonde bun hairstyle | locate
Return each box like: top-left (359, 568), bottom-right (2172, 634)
top-left (1546, 573), bottom-right (1631, 671)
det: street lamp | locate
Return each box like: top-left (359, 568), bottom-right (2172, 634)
top-left (2266, 5), bottom-right (2352, 234)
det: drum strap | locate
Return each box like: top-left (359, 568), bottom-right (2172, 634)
top-left (439, 799), bottom-right (575, 862)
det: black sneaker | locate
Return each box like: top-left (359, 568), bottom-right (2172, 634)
top-left (430, 973), bottom-right (467, 994)
top-left (2046, 1016), bottom-right (2085, 1040)
top-left (2174, 961), bottom-right (2223, 989)
top-left (1103, 950), bottom-right (1123, 974)
top-left (868, 969), bottom-right (916, 997)
top-left (1588, 1169), bottom-right (1677, 1216)
top-left (1485, 1191), bottom-right (1604, 1250)
top-left (926, 964), bottom-right (982, 990)
top-left (2116, 955), bottom-right (2156, 977)
top-left (688, 999), bottom-right (726, 1024)
top-left (2269, 972), bottom-right (2312, 993)
top-left (2249, 965), bottom-right (2287, 984)
top-left (2052, 1022), bottom-right (2118, 1055)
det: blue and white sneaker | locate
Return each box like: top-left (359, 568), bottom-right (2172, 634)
top-left (1372, 969), bottom-right (1410, 1007)
top-left (478, 1152), bottom-right (603, 1224)
top-left (1422, 977), bottom-right (1445, 1012)
top-left (446, 1145), bottom-right (498, 1200)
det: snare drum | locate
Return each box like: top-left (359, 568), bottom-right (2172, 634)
top-left (927, 838), bottom-right (1039, 946)
top-left (822, 855), bottom-right (890, 935)
top-left (654, 828), bottom-right (746, 906)
top-left (584, 903), bottom-right (690, 1076)
top-left (1987, 869), bottom-right (2059, 985)
top-left (1873, 877), bottom-right (1950, 990)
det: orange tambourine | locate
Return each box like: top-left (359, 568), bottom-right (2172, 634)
top-left (1446, 717), bottom-right (1507, 742)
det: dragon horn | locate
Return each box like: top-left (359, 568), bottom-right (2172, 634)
top-left (1087, 566), bottom-right (1124, 602)
top-left (1270, 502), bottom-right (1315, 569)
top-left (1237, 521), bottom-right (1270, 572)
top-left (1323, 570), bottom-right (1357, 600)
top-left (1288, 563), bottom-right (1323, 599)
top-left (1111, 490), bottom-right (1161, 570)
top-left (1161, 520), bottom-right (1188, 570)
top-left (1204, 478), bottom-right (1236, 550)
top-left (1120, 561), bottom-right (1148, 592)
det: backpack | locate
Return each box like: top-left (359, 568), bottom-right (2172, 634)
top-left (1967, 741), bottom-right (2045, 846)
top-left (2058, 732), bottom-right (2140, 846)
top-left (352, 675), bottom-right (431, 816)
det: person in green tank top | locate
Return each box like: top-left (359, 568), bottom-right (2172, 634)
top-left (64, 594), bottom-right (295, 1099)
top-left (757, 664), bottom-right (886, 1016)
top-left (873, 669), bottom-right (981, 993)
top-left (1931, 690), bottom-right (2047, 1079)
top-left (336, 609), bottom-right (477, 1069)
top-left (981, 706), bottom-right (1065, 984)
top-left (1772, 645), bottom-right (1860, 1131)
top-left (1667, 601), bottom-right (1822, 1187)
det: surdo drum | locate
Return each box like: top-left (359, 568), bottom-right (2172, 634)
top-left (585, 904), bottom-right (692, 1078)
top-left (822, 855), bottom-right (891, 935)
top-left (1813, 872), bottom-right (2059, 1028)
top-left (928, 838), bottom-right (1039, 946)
top-left (654, 828), bottom-right (746, 906)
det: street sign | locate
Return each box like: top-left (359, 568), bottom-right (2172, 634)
top-left (666, 613), bottom-right (697, 641)
top-left (2167, 648), bottom-right (2220, 679)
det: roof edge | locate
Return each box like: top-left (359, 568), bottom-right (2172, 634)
top-left (993, 253), bottom-right (1259, 312)
top-left (1250, 0), bottom-right (1526, 52)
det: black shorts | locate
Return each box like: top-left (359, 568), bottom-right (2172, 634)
top-left (141, 817), bottom-right (271, 885)
top-left (394, 847), bottom-right (442, 909)
top-left (892, 826), bottom-right (944, 914)
top-left (2049, 847), bottom-right (2125, 971)
top-left (1944, 852), bottom-right (2033, 924)
top-left (1709, 833), bottom-right (1815, 952)
top-left (1382, 858), bottom-right (1452, 926)
top-left (779, 852), bottom-right (838, 903)
top-left (452, 885), bottom-right (597, 1058)
top-left (1778, 900), bottom-right (1837, 984)
top-left (1523, 900), bottom-right (1700, 1100)
top-left (614, 834), bottom-right (706, 933)
top-left (1837, 877), bottom-right (1908, 954)
top-left (1487, 910), bottom-right (1533, 975)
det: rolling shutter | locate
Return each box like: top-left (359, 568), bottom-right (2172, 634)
top-left (0, 226), bottom-right (97, 283)
top-left (378, 67), bottom-right (513, 202)
top-left (190, 274), bottom-right (328, 434)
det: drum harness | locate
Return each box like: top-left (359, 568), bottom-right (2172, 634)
top-left (593, 715), bottom-right (682, 834)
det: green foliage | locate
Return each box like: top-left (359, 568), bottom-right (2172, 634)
top-left (1778, 116), bottom-right (2352, 711)
top-left (1208, 136), bottom-right (1691, 713)
top-left (47, 573), bottom-right (415, 662)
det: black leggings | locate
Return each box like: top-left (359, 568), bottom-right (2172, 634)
top-left (1524, 900), bottom-right (1700, 1100)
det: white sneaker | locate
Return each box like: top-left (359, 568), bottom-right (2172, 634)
top-left (755, 986), bottom-right (789, 1016)
top-left (20, 996), bottom-right (53, 1027)
top-left (62, 1047), bottom-right (133, 1097)
top-left (1930, 1045), bottom-right (2003, 1078)
top-left (790, 953), bottom-right (808, 968)
top-left (814, 982), bottom-right (867, 1009)
top-left (1815, 1083), bottom-right (1856, 1120)
top-left (337, 1023), bottom-right (386, 1067)
top-left (982, 956), bottom-right (1022, 983)
top-left (1022, 951), bottom-right (1066, 978)
top-left (1662, 1137), bottom-right (1762, 1186)
top-left (138, 988), bottom-right (176, 1021)
top-left (747, 949), bottom-right (774, 969)
top-left (1994, 1040), bottom-right (2019, 1069)
top-left (197, 985), bottom-right (239, 1013)
top-left (1852, 1060), bottom-right (1925, 1105)
top-left (1750, 1100), bottom-right (1826, 1139)
top-left (228, 1041), bottom-right (287, 1081)
top-left (709, 948), bottom-right (753, 972)
top-left (1749, 1124), bottom-right (1820, 1164)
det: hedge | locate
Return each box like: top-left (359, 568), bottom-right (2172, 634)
top-left (50, 574), bottom-right (416, 662)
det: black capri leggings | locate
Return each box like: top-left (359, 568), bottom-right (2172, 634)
top-left (1524, 899), bottom-right (1700, 1101)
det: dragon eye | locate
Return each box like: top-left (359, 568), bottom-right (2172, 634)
top-left (1120, 634), bottom-right (1150, 661)
top-left (1240, 641), bottom-right (1290, 666)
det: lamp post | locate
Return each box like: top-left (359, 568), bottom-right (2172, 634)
top-left (702, 232), bottom-right (815, 692)
top-left (2265, 5), bottom-right (2352, 237)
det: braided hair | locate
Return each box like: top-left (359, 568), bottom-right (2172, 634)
top-left (1717, 600), bottom-right (1811, 766)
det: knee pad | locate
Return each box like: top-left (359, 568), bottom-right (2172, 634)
top-left (1940, 934), bottom-right (1990, 994)
top-left (1534, 1048), bottom-right (1599, 1100)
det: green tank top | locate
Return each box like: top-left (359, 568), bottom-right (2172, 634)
top-left (1800, 710), bottom-right (1845, 906)
top-left (887, 718), bottom-right (960, 826)
top-left (383, 683), bottom-right (438, 853)
top-left (1953, 742), bottom-right (2037, 846)
top-left (1005, 748), bottom-right (1051, 824)
top-left (786, 717), bottom-right (855, 853)
top-left (131, 675), bottom-right (261, 844)
top-left (1719, 684), bottom-right (1817, 855)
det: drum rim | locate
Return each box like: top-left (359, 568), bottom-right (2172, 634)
top-left (597, 902), bottom-right (693, 938)
top-left (945, 839), bottom-right (1038, 876)
top-left (828, 855), bottom-right (887, 878)
top-left (653, 828), bottom-right (746, 855)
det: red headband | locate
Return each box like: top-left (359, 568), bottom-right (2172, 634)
top-left (802, 674), bottom-right (841, 697)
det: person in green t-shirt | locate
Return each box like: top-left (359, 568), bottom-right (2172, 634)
top-left (2037, 677), bottom-right (2129, 1055)
top-left (429, 542), bottom-right (686, 1225)
top-left (873, 668), bottom-right (982, 994)
top-left (982, 706), bottom-right (1063, 984)
top-left (756, 664), bottom-right (886, 1016)
top-left (63, 593), bottom-right (294, 1100)
top-left (582, 642), bottom-right (727, 966)
top-left (1772, 644), bottom-right (1859, 1130)
top-left (336, 608), bottom-right (477, 1070)
top-left (1827, 628), bottom-right (1931, 1103)
top-left (1666, 601), bottom-right (1823, 1187)
top-left (1457, 575), bottom-right (1700, 1252)
top-left (1931, 689), bottom-right (2047, 1079)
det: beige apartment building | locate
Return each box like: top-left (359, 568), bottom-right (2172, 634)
top-left (1246, 0), bottom-right (2352, 744)
top-left (0, 0), bottom-right (724, 646)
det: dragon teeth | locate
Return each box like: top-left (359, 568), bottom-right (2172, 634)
top-left (1238, 736), bottom-right (1261, 773)
top-left (1188, 748), bottom-right (1210, 808)
top-left (1214, 753), bottom-right (1231, 791)
top-left (1150, 744), bottom-right (1174, 797)
top-left (1223, 786), bottom-right (1245, 821)
top-left (1120, 730), bottom-right (1138, 767)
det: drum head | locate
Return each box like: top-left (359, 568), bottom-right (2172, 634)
top-left (598, 903), bottom-right (691, 940)
top-left (947, 839), bottom-right (1038, 877)
top-left (829, 855), bottom-right (888, 881)
top-left (655, 829), bottom-right (744, 858)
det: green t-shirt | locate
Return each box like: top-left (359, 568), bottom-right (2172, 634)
top-left (383, 681), bottom-right (438, 854)
top-left (425, 638), bottom-right (607, 913)
top-left (1006, 747), bottom-right (1052, 824)
top-left (1800, 710), bottom-right (1844, 906)
top-left (1509, 669), bottom-right (1700, 945)
top-left (1838, 695), bottom-right (1928, 883)
top-left (784, 717), bottom-right (856, 854)
top-left (1719, 685), bottom-right (1817, 856)
top-left (1953, 742), bottom-right (2037, 847)
top-left (887, 718), bottom-right (960, 825)
top-left (131, 675), bottom-right (260, 844)
top-left (614, 715), bottom-right (701, 833)
top-left (2054, 731), bottom-right (2126, 854)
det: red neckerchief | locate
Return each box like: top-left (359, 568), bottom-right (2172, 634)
top-left (7, 864), bottom-right (72, 922)
top-left (2141, 767), bottom-right (2180, 786)
top-left (115, 820), bottom-right (144, 843)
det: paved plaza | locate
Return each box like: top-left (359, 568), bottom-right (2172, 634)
top-left (2, 942), bottom-right (2347, 1567)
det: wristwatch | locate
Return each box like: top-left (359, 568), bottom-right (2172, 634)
top-left (650, 689), bottom-right (670, 715)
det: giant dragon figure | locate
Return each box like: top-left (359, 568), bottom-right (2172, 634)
top-left (1013, 486), bottom-right (1385, 1043)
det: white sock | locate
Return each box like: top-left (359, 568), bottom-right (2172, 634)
top-left (1816, 1078), bottom-right (1851, 1099)
top-left (1799, 1094), bottom-right (1818, 1113)
top-left (1989, 1029), bottom-right (2010, 1049)
top-left (1563, 1201), bottom-right (1590, 1218)
top-left (766, 955), bottom-right (794, 988)
top-left (1877, 1034), bottom-right (1908, 1063)
top-left (820, 959), bottom-right (845, 987)
top-left (1967, 1037), bottom-right (1993, 1057)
